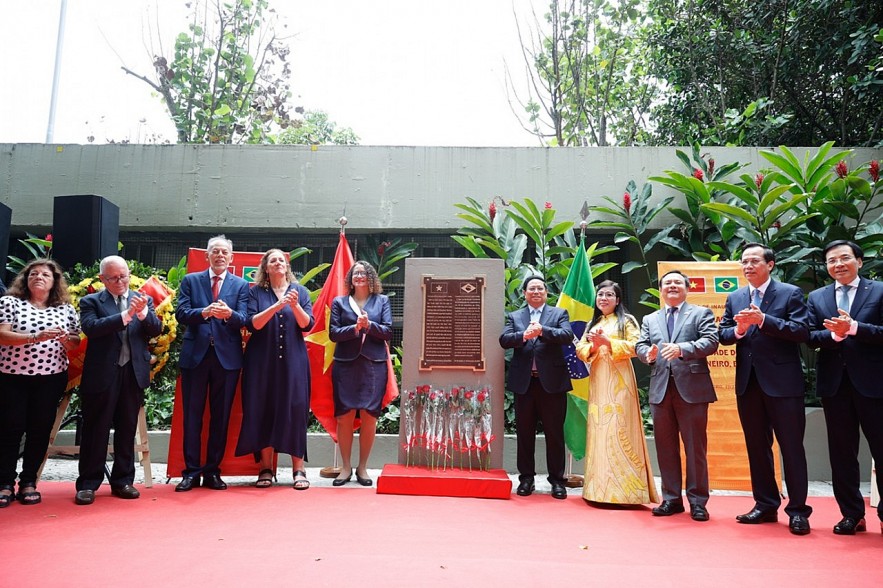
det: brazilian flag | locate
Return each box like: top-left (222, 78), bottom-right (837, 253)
top-left (714, 276), bottom-right (739, 293)
top-left (555, 235), bottom-right (595, 461)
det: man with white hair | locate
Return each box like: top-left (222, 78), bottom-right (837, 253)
top-left (74, 255), bottom-right (162, 505)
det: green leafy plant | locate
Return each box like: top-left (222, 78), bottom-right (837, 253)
top-left (587, 181), bottom-right (673, 309)
top-left (648, 145), bottom-right (746, 262)
top-left (453, 196), bottom-right (616, 311)
top-left (6, 233), bottom-right (53, 275)
top-left (359, 236), bottom-right (419, 284)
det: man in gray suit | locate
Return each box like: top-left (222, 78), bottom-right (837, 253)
top-left (636, 270), bottom-right (719, 521)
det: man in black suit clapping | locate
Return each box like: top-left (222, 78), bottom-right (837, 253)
top-left (500, 276), bottom-right (574, 500)
top-left (74, 256), bottom-right (162, 505)
top-left (807, 240), bottom-right (883, 536)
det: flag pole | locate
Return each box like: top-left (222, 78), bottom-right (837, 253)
top-left (565, 214), bottom-right (590, 488)
top-left (319, 214), bottom-right (348, 479)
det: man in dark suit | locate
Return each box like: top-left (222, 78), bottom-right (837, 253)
top-left (174, 235), bottom-right (249, 492)
top-left (75, 255), bottom-right (162, 505)
top-left (719, 242), bottom-right (812, 535)
top-left (499, 275), bottom-right (574, 499)
top-left (636, 270), bottom-right (719, 521)
top-left (807, 240), bottom-right (883, 535)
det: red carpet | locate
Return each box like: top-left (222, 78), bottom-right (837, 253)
top-left (2, 482), bottom-right (879, 586)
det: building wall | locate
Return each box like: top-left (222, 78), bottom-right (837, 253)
top-left (3, 143), bottom-right (879, 234)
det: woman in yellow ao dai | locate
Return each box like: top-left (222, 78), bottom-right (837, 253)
top-left (575, 280), bottom-right (659, 505)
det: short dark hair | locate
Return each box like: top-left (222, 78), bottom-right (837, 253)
top-left (742, 242), bottom-right (775, 263)
top-left (823, 240), bottom-right (863, 261)
top-left (660, 270), bottom-right (689, 284)
top-left (522, 275), bottom-right (546, 291)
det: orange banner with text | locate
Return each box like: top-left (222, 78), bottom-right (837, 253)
top-left (165, 248), bottom-right (271, 479)
top-left (658, 261), bottom-right (780, 491)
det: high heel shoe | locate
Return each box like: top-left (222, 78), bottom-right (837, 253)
top-left (332, 471), bottom-right (352, 487)
top-left (355, 472), bottom-right (373, 487)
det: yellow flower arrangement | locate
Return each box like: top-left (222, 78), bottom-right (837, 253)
top-left (68, 274), bottom-right (178, 380)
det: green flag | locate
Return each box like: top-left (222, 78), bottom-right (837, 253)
top-left (555, 235), bottom-right (595, 461)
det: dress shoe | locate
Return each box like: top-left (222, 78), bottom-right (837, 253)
top-left (652, 500), bottom-right (685, 516)
top-left (736, 508), bottom-right (778, 524)
top-left (355, 473), bottom-right (373, 487)
top-left (175, 476), bottom-right (199, 492)
top-left (332, 473), bottom-right (352, 487)
top-left (789, 515), bottom-right (811, 535)
top-left (833, 516), bottom-right (866, 535)
top-left (690, 504), bottom-right (710, 522)
top-left (202, 474), bottom-right (227, 490)
top-left (74, 489), bottom-right (95, 505)
top-left (111, 485), bottom-right (140, 499)
top-left (550, 483), bottom-right (567, 500)
top-left (516, 479), bottom-right (535, 497)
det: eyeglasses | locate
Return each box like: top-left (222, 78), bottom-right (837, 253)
top-left (596, 292), bottom-right (618, 298)
top-left (352, 271), bottom-right (368, 277)
top-left (104, 274), bottom-right (131, 283)
top-left (739, 258), bottom-right (766, 267)
top-left (825, 255), bottom-right (856, 266)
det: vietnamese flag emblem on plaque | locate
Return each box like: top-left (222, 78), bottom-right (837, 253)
top-left (688, 277), bottom-right (706, 293)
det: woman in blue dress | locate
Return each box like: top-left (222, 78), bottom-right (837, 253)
top-left (236, 249), bottom-right (314, 490)
top-left (329, 261), bottom-right (392, 487)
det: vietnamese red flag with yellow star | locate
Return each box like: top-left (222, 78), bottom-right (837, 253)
top-left (305, 231), bottom-right (355, 441)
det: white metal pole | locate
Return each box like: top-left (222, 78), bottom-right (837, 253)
top-left (45, 0), bottom-right (69, 143)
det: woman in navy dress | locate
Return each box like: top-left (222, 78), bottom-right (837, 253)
top-left (236, 249), bottom-right (315, 490)
top-left (329, 261), bottom-right (392, 486)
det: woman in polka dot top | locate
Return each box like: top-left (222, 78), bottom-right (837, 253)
top-left (0, 259), bottom-right (81, 507)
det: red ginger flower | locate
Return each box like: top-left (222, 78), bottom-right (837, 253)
top-left (489, 201), bottom-right (497, 221)
top-left (755, 173), bottom-right (764, 189)
top-left (544, 201), bottom-right (552, 209)
top-left (45, 233), bottom-right (53, 242)
top-left (692, 168), bottom-right (704, 181)
top-left (707, 158), bottom-right (715, 179)
top-left (623, 192), bottom-right (632, 213)
top-left (869, 160), bottom-right (879, 183)
top-left (835, 160), bottom-right (848, 179)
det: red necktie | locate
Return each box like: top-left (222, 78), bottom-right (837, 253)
top-left (212, 276), bottom-right (221, 301)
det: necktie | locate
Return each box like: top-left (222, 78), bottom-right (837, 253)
top-left (837, 285), bottom-right (851, 313)
top-left (751, 288), bottom-right (762, 308)
top-left (666, 307), bottom-right (676, 339)
top-left (118, 295), bottom-right (131, 366)
top-left (212, 275), bottom-right (221, 301)
top-left (529, 308), bottom-right (540, 371)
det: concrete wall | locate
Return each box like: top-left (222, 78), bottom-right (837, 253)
top-left (2, 143), bottom-right (879, 233)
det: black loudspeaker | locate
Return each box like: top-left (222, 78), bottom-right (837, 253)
top-left (52, 195), bottom-right (120, 271)
top-left (0, 202), bottom-right (11, 285)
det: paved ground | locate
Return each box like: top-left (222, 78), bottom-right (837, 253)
top-left (35, 455), bottom-right (860, 497)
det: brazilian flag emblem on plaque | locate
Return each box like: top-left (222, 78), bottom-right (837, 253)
top-left (242, 266), bottom-right (260, 283)
top-left (714, 277), bottom-right (739, 293)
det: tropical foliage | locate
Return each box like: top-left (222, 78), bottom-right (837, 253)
top-left (275, 110), bottom-right (359, 145)
top-left (510, 0), bottom-right (657, 146)
top-left (453, 196), bottom-right (617, 312)
top-left (517, 0), bottom-right (883, 146)
top-left (640, 143), bottom-right (883, 289)
top-left (124, 0), bottom-right (356, 145)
